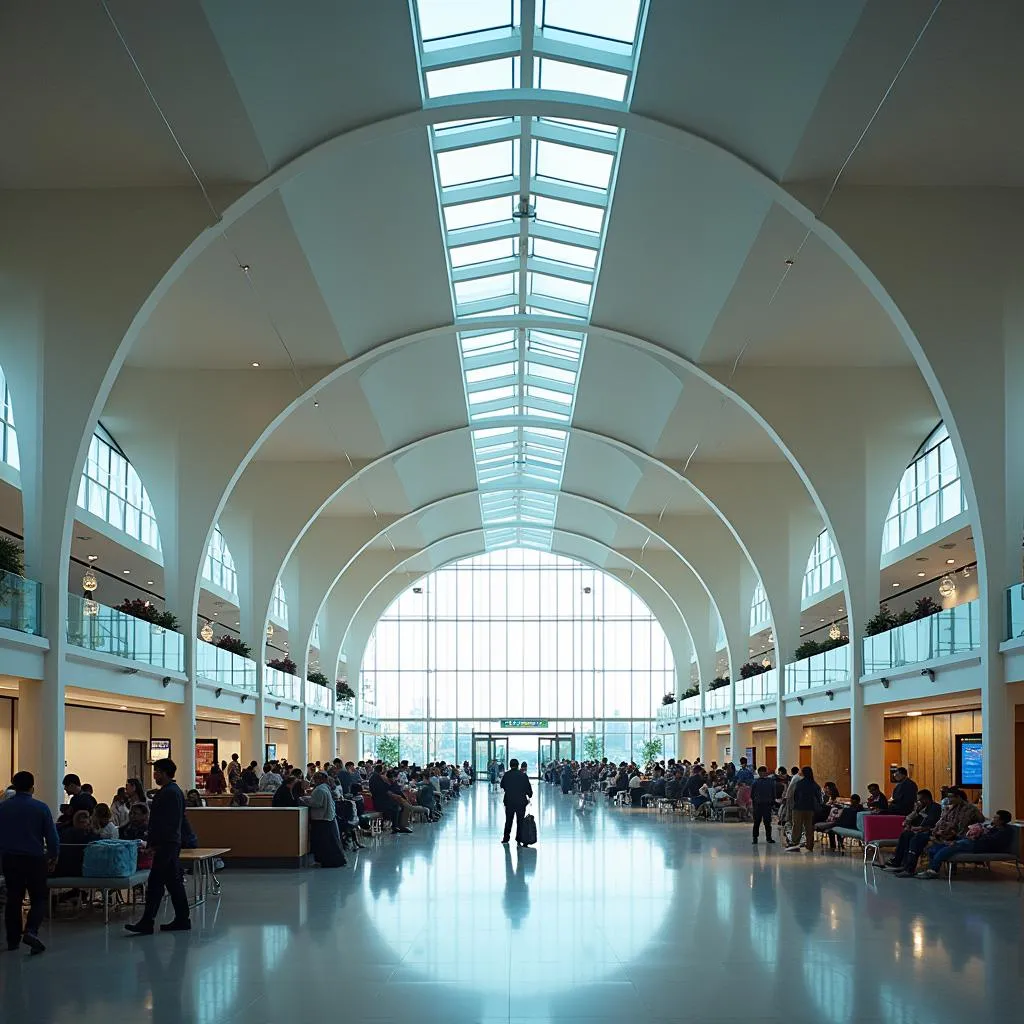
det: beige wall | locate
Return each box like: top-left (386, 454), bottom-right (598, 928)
top-left (0, 696), bottom-right (13, 782)
top-left (799, 723), bottom-right (852, 796)
top-left (64, 705), bottom-right (154, 807)
top-left (266, 726), bottom-right (289, 762)
top-left (195, 719), bottom-right (242, 766)
top-left (308, 724), bottom-right (330, 764)
top-left (885, 709), bottom-right (983, 801)
top-left (337, 728), bottom-right (357, 763)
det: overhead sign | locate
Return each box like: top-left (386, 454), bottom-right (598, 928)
top-left (499, 719), bottom-right (549, 729)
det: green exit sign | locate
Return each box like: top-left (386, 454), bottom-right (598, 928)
top-left (500, 719), bottom-right (549, 729)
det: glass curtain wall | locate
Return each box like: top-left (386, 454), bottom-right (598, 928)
top-left (360, 549), bottom-right (675, 766)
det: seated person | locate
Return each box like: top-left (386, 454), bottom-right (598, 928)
top-left (817, 793), bottom-right (861, 852)
top-left (92, 803), bottom-right (120, 839)
top-left (628, 772), bottom-right (644, 807)
top-left (185, 789), bottom-right (205, 808)
top-left (229, 791), bottom-right (249, 807)
top-left (917, 810), bottom-right (1014, 878)
top-left (54, 810), bottom-right (97, 876)
top-left (887, 788), bottom-right (980, 876)
top-left (735, 782), bottom-right (753, 818)
top-left (119, 802), bottom-right (150, 841)
top-left (648, 769), bottom-right (667, 799)
top-left (865, 783), bottom-right (889, 814)
top-left (664, 772), bottom-right (683, 803)
top-left (369, 768), bottom-right (415, 834)
top-left (272, 777), bottom-right (301, 807)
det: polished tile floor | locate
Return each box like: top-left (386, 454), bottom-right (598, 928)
top-left (1, 783), bottom-right (1021, 1023)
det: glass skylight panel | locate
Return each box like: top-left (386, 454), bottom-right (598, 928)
top-left (443, 196), bottom-right (516, 231)
top-left (436, 141), bottom-right (516, 188)
top-left (535, 58), bottom-right (627, 102)
top-left (426, 58), bottom-right (518, 99)
top-left (539, 0), bottom-right (643, 46)
top-left (460, 330), bottom-right (517, 354)
top-left (450, 238), bottom-right (516, 268)
top-left (416, 0), bottom-right (517, 43)
top-left (532, 238), bottom-right (597, 268)
top-left (526, 361), bottom-right (577, 385)
top-left (529, 273), bottom-right (592, 305)
top-left (534, 140), bottom-right (613, 190)
top-left (454, 273), bottom-right (516, 304)
top-left (533, 195), bottom-right (604, 232)
top-left (465, 362), bottom-right (516, 384)
top-left (539, 116), bottom-right (618, 136)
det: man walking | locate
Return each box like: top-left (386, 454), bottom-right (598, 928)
top-left (750, 766), bottom-right (776, 845)
top-left (126, 757), bottom-right (191, 934)
top-left (0, 771), bottom-right (59, 954)
top-left (500, 758), bottom-right (533, 845)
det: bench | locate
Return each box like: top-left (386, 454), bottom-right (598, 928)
top-left (942, 824), bottom-right (1023, 881)
top-left (831, 812), bottom-right (905, 863)
top-left (47, 871), bottom-right (150, 925)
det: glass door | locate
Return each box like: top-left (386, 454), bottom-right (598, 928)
top-left (538, 738), bottom-right (553, 769)
top-left (473, 734), bottom-right (509, 777)
top-left (555, 734), bottom-right (575, 761)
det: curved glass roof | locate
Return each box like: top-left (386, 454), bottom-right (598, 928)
top-left (411, 0), bottom-right (649, 549)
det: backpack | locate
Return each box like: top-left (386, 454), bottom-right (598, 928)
top-left (82, 839), bottom-right (138, 878)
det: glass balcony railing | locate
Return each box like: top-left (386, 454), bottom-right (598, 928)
top-left (265, 665), bottom-right (302, 704)
top-left (196, 639), bottom-right (257, 693)
top-left (360, 700), bottom-right (378, 719)
top-left (784, 644), bottom-right (850, 693)
top-left (704, 683), bottom-right (731, 712)
top-left (337, 696), bottom-right (356, 717)
top-left (656, 702), bottom-right (678, 722)
top-left (67, 594), bottom-right (184, 672)
top-left (679, 694), bottom-right (701, 719)
top-left (0, 569), bottom-right (42, 636)
top-left (1007, 583), bottom-right (1024, 641)
top-left (862, 600), bottom-right (980, 675)
top-left (735, 668), bottom-right (778, 706)
top-left (305, 679), bottom-right (334, 713)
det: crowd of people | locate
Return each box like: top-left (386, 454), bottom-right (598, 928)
top-left (541, 755), bottom-right (1014, 871)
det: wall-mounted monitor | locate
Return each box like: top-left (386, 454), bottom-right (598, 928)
top-left (955, 733), bottom-right (983, 788)
top-left (149, 738), bottom-right (171, 763)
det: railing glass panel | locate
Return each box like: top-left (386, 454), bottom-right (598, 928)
top-left (67, 594), bottom-right (184, 672)
top-left (1006, 583), bottom-right (1024, 641)
top-left (784, 644), bottom-right (850, 694)
top-left (656, 702), bottom-right (677, 722)
top-left (196, 640), bottom-right (257, 693)
top-left (735, 669), bottom-right (778, 706)
top-left (305, 679), bottom-right (334, 712)
top-left (265, 665), bottom-right (302, 704)
top-left (704, 684), bottom-right (731, 712)
top-left (862, 600), bottom-right (980, 674)
top-left (0, 569), bottom-right (42, 635)
top-left (337, 696), bottom-right (355, 717)
top-left (679, 695), bottom-right (701, 718)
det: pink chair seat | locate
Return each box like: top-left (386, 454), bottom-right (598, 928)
top-left (863, 815), bottom-right (905, 842)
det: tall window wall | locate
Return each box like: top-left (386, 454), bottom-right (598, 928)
top-left (270, 579), bottom-right (288, 626)
top-left (77, 425), bottom-right (160, 551)
top-left (882, 423), bottom-right (966, 554)
top-left (0, 366), bottom-right (18, 470)
top-left (360, 549), bottom-right (675, 766)
top-left (802, 530), bottom-right (841, 601)
top-left (202, 525), bottom-right (238, 596)
top-left (750, 581), bottom-right (770, 633)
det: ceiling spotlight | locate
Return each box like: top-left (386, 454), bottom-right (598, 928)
top-left (251, 361), bottom-right (260, 368)
top-left (892, 582), bottom-right (900, 588)
top-left (119, 705), bottom-right (128, 711)
top-left (906, 711), bottom-right (922, 717)
top-left (147, 580), bottom-right (154, 585)
top-left (313, 401), bottom-right (319, 408)
top-left (917, 571), bottom-right (926, 577)
top-left (946, 558), bottom-right (955, 565)
top-left (123, 569), bottom-right (131, 575)
top-left (240, 264), bottom-right (250, 272)
top-left (87, 554), bottom-right (99, 562)
top-left (784, 258), bottom-right (794, 266)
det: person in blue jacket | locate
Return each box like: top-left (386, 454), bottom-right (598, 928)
top-left (0, 771), bottom-right (59, 954)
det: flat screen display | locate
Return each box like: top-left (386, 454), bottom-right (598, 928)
top-left (955, 733), bottom-right (983, 787)
top-left (149, 738), bottom-right (171, 762)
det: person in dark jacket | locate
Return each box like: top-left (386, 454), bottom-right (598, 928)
top-left (500, 758), bottom-right (533, 845)
top-left (865, 783), bottom-right (888, 813)
top-left (889, 768), bottom-right (918, 816)
top-left (918, 810), bottom-right (1015, 877)
top-left (750, 767), bottom-right (777, 844)
top-left (883, 788), bottom-right (944, 873)
top-left (0, 771), bottom-right (60, 954)
top-left (786, 767), bottom-right (822, 852)
top-left (126, 757), bottom-right (190, 934)
top-left (560, 762), bottom-right (573, 795)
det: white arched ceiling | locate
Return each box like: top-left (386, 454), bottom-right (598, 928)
top-left (9, 3), bottom-right (986, 686)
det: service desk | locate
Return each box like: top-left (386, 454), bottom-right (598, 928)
top-left (202, 793), bottom-right (274, 807)
top-left (187, 807), bottom-right (310, 867)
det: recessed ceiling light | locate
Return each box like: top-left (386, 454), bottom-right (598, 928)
top-left (892, 582), bottom-right (900, 587)
top-left (146, 580), bottom-right (154, 585)
top-left (906, 711), bottom-right (922, 717)
top-left (917, 571), bottom-right (926, 577)
top-left (122, 569), bottom-right (130, 575)
top-left (820, 618), bottom-right (825, 622)
top-left (251, 361), bottom-right (260, 368)
top-left (235, 621), bottom-right (240, 627)
top-left (313, 401), bottom-right (319, 408)
top-left (119, 705), bottom-right (128, 711)
top-left (946, 559), bottom-right (955, 565)
top-left (87, 554), bottom-right (99, 562)
top-left (240, 264), bottom-right (250, 273)
top-left (800, 626), bottom-right (805, 630)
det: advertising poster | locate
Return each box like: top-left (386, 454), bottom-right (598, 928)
top-left (195, 738), bottom-right (218, 787)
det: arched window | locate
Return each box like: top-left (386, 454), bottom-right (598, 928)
top-left (750, 581), bottom-right (770, 633)
top-left (361, 548), bottom-right (674, 766)
top-left (0, 365), bottom-right (19, 470)
top-left (202, 525), bottom-right (237, 596)
top-left (882, 423), bottom-right (967, 554)
top-left (77, 425), bottom-right (160, 551)
top-left (802, 530), bottom-right (841, 601)
top-left (270, 579), bottom-right (288, 627)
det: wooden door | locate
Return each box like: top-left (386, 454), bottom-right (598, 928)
top-left (765, 745), bottom-right (777, 772)
top-left (885, 739), bottom-right (902, 790)
top-left (798, 744), bottom-right (812, 770)
top-left (1015, 722), bottom-right (1024, 822)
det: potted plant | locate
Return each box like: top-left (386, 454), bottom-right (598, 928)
top-left (913, 595), bottom-right (941, 618)
top-left (215, 635), bottom-right (252, 659)
top-left (307, 670), bottom-right (330, 687)
top-left (739, 661), bottom-right (768, 678)
top-left (336, 680), bottom-right (355, 701)
top-left (709, 676), bottom-right (730, 689)
top-left (864, 606), bottom-right (897, 637)
top-left (267, 656), bottom-right (298, 675)
top-left (661, 692), bottom-right (676, 705)
top-left (794, 639), bottom-right (822, 660)
top-left (583, 733), bottom-right (604, 760)
top-left (0, 535), bottom-right (24, 577)
top-left (681, 685), bottom-right (699, 700)
top-left (114, 597), bottom-right (179, 631)
top-left (376, 735), bottom-right (400, 765)
top-left (640, 737), bottom-right (664, 767)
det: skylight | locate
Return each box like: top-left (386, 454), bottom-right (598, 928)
top-left (412, 0), bottom-right (648, 549)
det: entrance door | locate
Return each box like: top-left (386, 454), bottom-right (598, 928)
top-left (472, 735), bottom-right (509, 777)
top-left (799, 744), bottom-right (813, 770)
top-left (765, 745), bottom-right (777, 772)
top-left (538, 738), bottom-right (553, 769)
top-left (127, 740), bottom-right (146, 787)
top-left (536, 733), bottom-right (575, 772)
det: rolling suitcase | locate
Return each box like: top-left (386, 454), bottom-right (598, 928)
top-left (518, 813), bottom-right (537, 847)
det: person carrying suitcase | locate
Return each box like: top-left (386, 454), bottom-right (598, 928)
top-left (500, 758), bottom-right (533, 846)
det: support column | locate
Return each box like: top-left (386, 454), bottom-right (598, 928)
top-left (17, 678), bottom-right (64, 808)
top-left (163, 697), bottom-right (196, 790)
